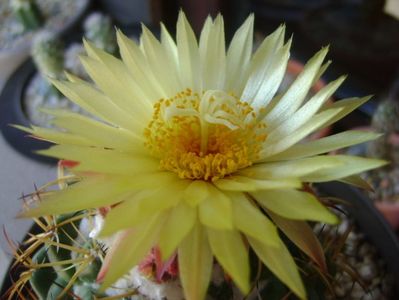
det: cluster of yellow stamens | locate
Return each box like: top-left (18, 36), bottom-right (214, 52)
top-left (144, 89), bottom-right (267, 181)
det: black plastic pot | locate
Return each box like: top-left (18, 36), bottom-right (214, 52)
top-left (317, 181), bottom-right (399, 294)
top-left (1, 182), bottom-right (399, 298)
top-left (0, 59), bottom-right (56, 164)
top-left (0, 24), bottom-right (145, 165)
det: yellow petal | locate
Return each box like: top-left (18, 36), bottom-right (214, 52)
top-left (83, 39), bottom-right (154, 113)
top-left (260, 107), bottom-right (344, 159)
top-left (178, 220), bottom-right (213, 300)
top-left (207, 228), bottom-right (250, 294)
top-left (140, 25), bottom-right (182, 95)
top-left (251, 38), bottom-right (292, 112)
top-left (230, 192), bottom-right (279, 247)
top-left (264, 46), bottom-right (329, 126)
top-left (12, 124), bottom-right (93, 146)
top-left (184, 180), bottom-right (209, 207)
top-left (248, 236), bottom-right (306, 299)
top-left (302, 155), bottom-right (387, 182)
top-left (19, 175), bottom-right (134, 217)
top-left (176, 11), bottom-right (201, 92)
top-left (160, 23), bottom-right (178, 69)
top-left (199, 14), bottom-right (226, 90)
top-left (79, 54), bottom-right (150, 123)
top-left (322, 96), bottom-right (372, 128)
top-left (116, 29), bottom-right (166, 100)
top-left (251, 189), bottom-right (339, 224)
top-left (266, 75), bottom-right (346, 137)
top-left (50, 79), bottom-right (142, 133)
top-left (313, 60), bottom-right (331, 86)
top-left (37, 144), bottom-right (159, 175)
top-left (241, 26), bottom-right (285, 105)
top-left (100, 177), bottom-right (189, 236)
top-left (100, 214), bottom-right (166, 289)
top-left (265, 130), bottom-right (382, 161)
top-left (199, 184), bottom-right (233, 229)
top-left (225, 14), bottom-right (254, 94)
top-left (214, 176), bottom-right (301, 192)
top-left (240, 155), bottom-right (344, 179)
top-left (44, 109), bottom-right (145, 152)
top-left (64, 71), bottom-right (85, 83)
top-left (158, 202), bottom-right (196, 260)
top-left (268, 211), bottom-right (327, 273)
top-left (338, 175), bottom-right (374, 191)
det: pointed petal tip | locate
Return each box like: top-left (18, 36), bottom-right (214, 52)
top-left (245, 13), bottom-right (255, 23)
top-left (324, 212), bottom-right (340, 225)
top-left (10, 124), bottom-right (29, 131)
top-left (16, 208), bottom-right (40, 219)
top-left (15, 211), bottom-right (27, 219)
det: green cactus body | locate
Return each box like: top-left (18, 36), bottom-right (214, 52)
top-left (28, 213), bottom-right (91, 299)
top-left (32, 31), bottom-right (64, 80)
top-left (46, 214), bottom-right (82, 282)
top-left (10, 0), bottom-right (44, 32)
top-left (30, 246), bottom-right (57, 299)
top-left (84, 12), bottom-right (117, 55)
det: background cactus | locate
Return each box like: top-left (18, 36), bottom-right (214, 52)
top-left (365, 81), bottom-right (399, 202)
top-left (10, 0), bottom-right (44, 32)
top-left (83, 12), bottom-right (117, 55)
top-left (367, 99), bottom-right (399, 163)
top-left (31, 31), bottom-right (64, 80)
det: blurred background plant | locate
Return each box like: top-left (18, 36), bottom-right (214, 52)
top-left (10, 0), bottom-right (44, 32)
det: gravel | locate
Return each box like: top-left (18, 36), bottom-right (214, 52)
top-left (316, 212), bottom-right (395, 300)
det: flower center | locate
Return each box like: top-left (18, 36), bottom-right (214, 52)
top-left (144, 89), bottom-right (267, 181)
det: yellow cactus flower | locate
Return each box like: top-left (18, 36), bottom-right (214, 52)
top-left (18, 11), bottom-right (385, 300)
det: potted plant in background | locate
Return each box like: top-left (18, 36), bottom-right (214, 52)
top-left (1, 11), bottom-right (398, 300)
top-left (0, 0), bottom-right (91, 90)
top-left (348, 80), bottom-right (399, 230)
top-left (0, 12), bottom-right (117, 164)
